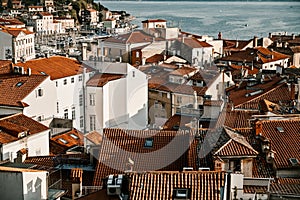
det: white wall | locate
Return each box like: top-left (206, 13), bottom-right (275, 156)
top-left (2, 130), bottom-right (50, 161)
top-left (23, 76), bottom-right (57, 122)
top-left (206, 72), bottom-right (233, 100)
top-left (23, 171), bottom-right (48, 200)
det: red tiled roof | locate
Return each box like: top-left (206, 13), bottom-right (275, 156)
top-left (142, 19), bottom-right (167, 23)
top-left (50, 129), bottom-right (84, 155)
top-left (270, 178), bottom-right (300, 196)
top-left (0, 74), bottom-right (48, 107)
top-left (214, 127), bottom-right (258, 157)
top-left (145, 54), bottom-right (164, 63)
top-left (104, 30), bottom-right (155, 44)
top-left (1, 27), bottom-right (33, 37)
top-left (203, 100), bottom-right (223, 107)
top-left (86, 73), bottom-right (125, 87)
top-left (93, 128), bottom-right (196, 186)
top-left (223, 39), bottom-right (252, 51)
top-left (220, 47), bottom-right (289, 64)
top-left (85, 131), bottom-right (102, 145)
top-left (128, 171), bottom-right (225, 200)
top-left (39, 12), bottom-right (52, 16)
top-left (0, 18), bottom-right (24, 26)
top-left (258, 119), bottom-right (300, 169)
top-left (228, 77), bottom-right (294, 110)
top-left (0, 60), bottom-right (12, 74)
top-left (179, 37), bottom-right (213, 48)
top-left (169, 66), bottom-right (196, 76)
top-left (14, 56), bottom-right (94, 80)
top-left (0, 113), bottom-right (49, 144)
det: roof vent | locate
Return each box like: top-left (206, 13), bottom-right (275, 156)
top-left (107, 174), bottom-right (123, 196)
top-left (144, 138), bottom-right (153, 148)
top-left (276, 127), bottom-right (284, 133)
top-left (183, 167), bottom-right (193, 171)
top-left (289, 158), bottom-right (299, 166)
top-left (173, 188), bottom-right (190, 200)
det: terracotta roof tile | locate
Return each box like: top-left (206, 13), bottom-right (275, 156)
top-left (50, 129), bottom-right (84, 155)
top-left (0, 74), bottom-right (48, 107)
top-left (0, 113), bottom-right (49, 144)
top-left (14, 56), bottom-right (94, 80)
top-left (271, 178), bottom-right (300, 195)
top-left (228, 77), bottom-right (294, 110)
top-left (128, 171), bottom-right (225, 200)
top-left (214, 127), bottom-right (258, 157)
top-left (85, 131), bottom-right (102, 145)
top-left (104, 31), bottom-right (155, 44)
top-left (86, 73), bottom-right (125, 87)
top-left (93, 128), bottom-right (197, 186)
top-left (1, 27), bottom-right (34, 37)
top-left (179, 37), bottom-right (213, 48)
top-left (0, 18), bottom-right (24, 26)
top-left (142, 19), bottom-right (167, 23)
top-left (257, 119), bottom-right (300, 169)
top-left (169, 66), bottom-right (196, 76)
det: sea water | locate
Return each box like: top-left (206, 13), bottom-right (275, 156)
top-left (98, 1), bottom-right (300, 40)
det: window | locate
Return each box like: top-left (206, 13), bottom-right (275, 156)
top-left (71, 77), bottom-right (74, 83)
top-left (80, 116), bottom-right (84, 128)
top-left (144, 138), bottom-right (153, 148)
top-left (132, 71), bottom-right (135, 78)
top-left (79, 76), bottom-right (82, 81)
top-left (38, 88), bottom-right (43, 97)
top-left (136, 51), bottom-right (140, 58)
top-left (64, 109), bottom-right (68, 119)
top-left (177, 96), bottom-right (182, 104)
top-left (64, 79), bottom-right (67, 85)
top-left (70, 133), bottom-right (79, 140)
top-left (79, 94), bottom-right (83, 106)
top-left (90, 94), bottom-right (95, 106)
top-left (58, 138), bottom-right (68, 144)
top-left (72, 107), bottom-right (75, 119)
top-left (56, 102), bottom-right (59, 113)
top-left (90, 115), bottom-right (96, 131)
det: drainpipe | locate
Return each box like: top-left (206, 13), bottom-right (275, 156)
top-left (83, 68), bottom-right (87, 134)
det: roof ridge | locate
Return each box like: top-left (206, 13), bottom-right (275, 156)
top-left (236, 81), bottom-right (287, 107)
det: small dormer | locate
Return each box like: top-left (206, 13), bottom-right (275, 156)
top-left (18, 131), bottom-right (28, 138)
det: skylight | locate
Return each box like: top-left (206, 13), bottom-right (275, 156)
top-left (16, 82), bottom-right (23, 87)
top-left (276, 127), bottom-right (284, 133)
top-left (40, 71), bottom-right (47, 75)
top-left (70, 133), bottom-right (79, 140)
top-left (289, 158), bottom-right (299, 166)
top-left (58, 138), bottom-right (68, 144)
top-left (144, 138), bottom-right (153, 148)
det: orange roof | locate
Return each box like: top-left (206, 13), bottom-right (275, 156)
top-left (128, 171), bottom-right (225, 200)
top-left (0, 74), bottom-right (48, 107)
top-left (228, 76), bottom-right (294, 110)
top-left (14, 56), bottom-right (94, 80)
top-left (0, 18), bottom-right (25, 26)
top-left (179, 37), bottom-right (213, 48)
top-left (142, 19), bottom-right (167, 23)
top-left (50, 129), bottom-right (84, 155)
top-left (0, 113), bottom-right (49, 144)
top-left (93, 128), bottom-right (197, 186)
top-left (1, 27), bottom-right (34, 37)
top-left (85, 131), bottom-right (102, 145)
top-left (39, 12), bottom-right (52, 16)
top-left (104, 30), bottom-right (157, 44)
top-left (86, 73), bottom-right (125, 87)
top-left (257, 119), bottom-right (300, 169)
top-left (169, 66), bottom-right (196, 76)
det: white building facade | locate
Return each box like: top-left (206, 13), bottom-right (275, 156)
top-left (85, 62), bottom-right (148, 131)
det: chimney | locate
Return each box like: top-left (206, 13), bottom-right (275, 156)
top-left (27, 68), bottom-right (31, 76)
top-left (255, 121), bottom-right (262, 135)
top-left (268, 32), bottom-right (272, 38)
top-left (71, 168), bottom-right (83, 199)
top-left (12, 57), bottom-right (17, 64)
top-left (82, 43), bottom-right (88, 61)
top-left (235, 41), bottom-right (239, 48)
top-left (218, 32), bottom-right (222, 40)
top-left (292, 33), bottom-right (295, 40)
top-left (253, 36), bottom-right (258, 47)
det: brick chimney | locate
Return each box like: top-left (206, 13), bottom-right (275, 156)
top-left (71, 168), bottom-right (83, 199)
top-left (255, 121), bottom-right (262, 135)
